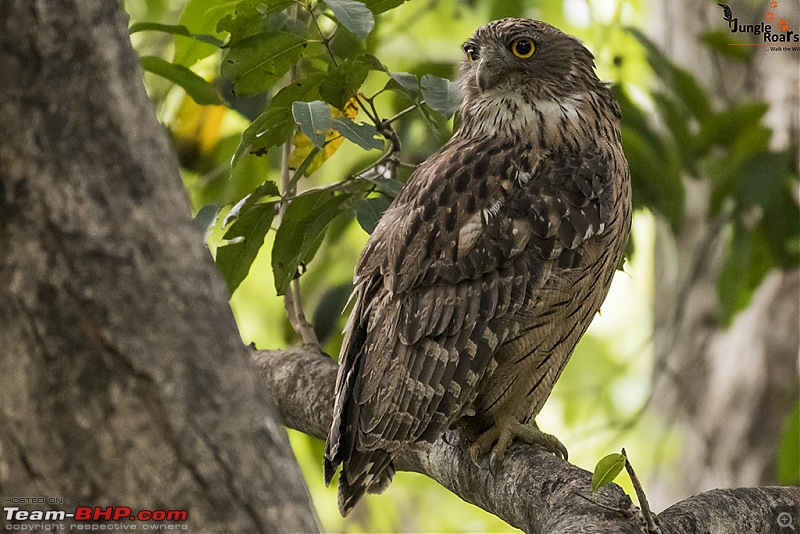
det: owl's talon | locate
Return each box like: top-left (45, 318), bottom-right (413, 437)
top-left (468, 415), bottom-right (568, 471)
top-left (469, 425), bottom-right (499, 468)
top-left (489, 451), bottom-right (504, 474)
top-left (550, 436), bottom-right (569, 461)
top-left (469, 445), bottom-right (484, 468)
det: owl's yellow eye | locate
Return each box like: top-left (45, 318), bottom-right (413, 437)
top-left (465, 48), bottom-right (477, 62)
top-left (511, 38), bottom-right (535, 58)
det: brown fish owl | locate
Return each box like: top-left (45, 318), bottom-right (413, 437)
top-left (324, 18), bottom-right (632, 516)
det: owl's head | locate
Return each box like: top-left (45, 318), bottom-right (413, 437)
top-left (459, 18), bottom-right (602, 103)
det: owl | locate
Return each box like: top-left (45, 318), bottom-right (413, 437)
top-left (324, 18), bottom-right (632, 516)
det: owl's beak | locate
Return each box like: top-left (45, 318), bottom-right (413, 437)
top-left (476, 60), bottom-right (492, 92)
top-left (475, 55), bottom-right (502, 92)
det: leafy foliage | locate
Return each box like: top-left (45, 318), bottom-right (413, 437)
top-left (619, 29), bottom-right (799, 323)
top-left (133, 0), bottom-right (460, 300)
top-left (272, 183), bottom-right (368, 294)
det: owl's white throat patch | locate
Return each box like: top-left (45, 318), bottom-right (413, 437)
top-left (465, 91), bottom-right (585, 146)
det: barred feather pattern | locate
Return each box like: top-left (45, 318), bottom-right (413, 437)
top-left (325, 18), bottom-right (632, 516)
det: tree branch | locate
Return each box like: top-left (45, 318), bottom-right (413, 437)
top-left (253, 347), bottom-right (800, 533)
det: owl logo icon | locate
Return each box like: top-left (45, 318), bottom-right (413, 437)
top-left (718, 3), bottom-right (733, 23)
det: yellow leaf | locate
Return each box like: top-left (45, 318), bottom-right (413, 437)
top-left (288, 99), bottom-right (360, 176)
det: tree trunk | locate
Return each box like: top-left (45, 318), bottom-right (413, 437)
top-left (0, 1), bottom-right (319, 531)
top-left (649, 0), bottom-right (800, 508)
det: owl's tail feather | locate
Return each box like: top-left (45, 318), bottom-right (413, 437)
top-left (337, 450), bottom-right (396, 516)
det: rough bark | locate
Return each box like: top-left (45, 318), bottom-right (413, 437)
top-left (255, 348), bottom-right (800, 534)
top-left (0, 1), bottom-right (318, 531)
top-left (648, 0), bottom-right (800, 508)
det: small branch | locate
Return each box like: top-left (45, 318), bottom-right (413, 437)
top-left (278, 49), bottom-right (319, 348)
top-left (385, 104), bottom-right (419, 124)
top-left (622, 447), bottom-right (659, 533)
top-left (361, 93), bottom-right (381, 123)
top-left (280, 143), bottom-right (319, 348)
top-left (372, 119), bottom-right (402, 181)
top-left (285, 278), bottom-right (319, 347)
top-left (304, 3), bottom-right (338, 67)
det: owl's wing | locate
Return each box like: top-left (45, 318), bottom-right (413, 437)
top-left (325, 136), bottom-right (617, 514)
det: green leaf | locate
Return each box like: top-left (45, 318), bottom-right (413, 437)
top-left (718, 228), bottom-right (753, 319)
top-left (715, 152), bottom-right (800, 323)
top-left (216, 0), bottom-right (295, 44)
top-left (232, 106), bottom-right (294, 167)
top-left (362, 0), bottom-right (406, 13)
top-left (734, 152), bottom-right (789, 212)
top-left (696, 103), bottom-right (769, 154)
top-left (221, 31), bottom-right (307, 96)
top-left (287, 147), bottom-right (322, 189)
top-left (356, 196), bottom-right (391, 234)
top-left (672, 68), bottom-right (712, 121)
top-left (621, 125), bottom-right (684, 231)
top-left (760, 176), bottom-right (800, 268)
top-left (223, 181), bottom-right (280, 228)
top-left (367, 176), bottom-right (404, 198)
top-left (328, 23), bottom-right (367, 59)
top-left (651, 91), bottom-right (695, 169)
top-left (325, 0), bottom-right (375, 39)
top-left (358, 53), bottom-right (387, 71)
top-left (193, 203), bottom-right (223, 238)
top-left (385, 71), bottom-right (421, 99)
top-left (319, 58), bottom-right (370, 110)
top-left (140, 56), bottom-right (223, 106)
top-left (331, 117), bottom-right (383, 150)
top-left (627, 28), bottom-right (711, 121)
top-left (699, 30), bottom-right (752, 62)
top-left (216, 201), bottom-right (277, 293)
top-left (272, 190), bottom-right (361, 294)
top-left (701, 126), bottom-right (773, 218)
top-left (421, 74), bottom-right (461, 119)
top-left (175, 0), bottom-right (238, 66)
top-left (271, 72), bottom-right (326, 107)
top-left (231, 73), bottom-right (326, 166)
top-left (292, 100), bottom-right (332, 148)
top-left (591, 453), bottom-right (627, 495)
top-left (128, 22), bottom-right (225, 47)
top-left (612, 85), bottom-right (663, 151)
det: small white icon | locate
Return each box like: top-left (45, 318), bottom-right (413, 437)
top-left (778, 511), bottom-right (795, 530)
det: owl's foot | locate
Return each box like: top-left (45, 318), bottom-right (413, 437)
top-left (469, 415), bottom-right (568, 471)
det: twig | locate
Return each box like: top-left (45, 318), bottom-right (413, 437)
top-left (575, 491), bottom-right (632, 515)
top-left (373, 119), bottom-right (402, 180)
top-left (385, 103), bottom-right (419, 124)
top-left (278, 10), bottom-right (320, 349)
top-left (622, 448), bottom-right (660, 533)
top-left (284, 277), bottom-right (319, 347)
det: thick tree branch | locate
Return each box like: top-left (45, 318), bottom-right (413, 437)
top-left (254, 347), bottom-right (800, 533)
